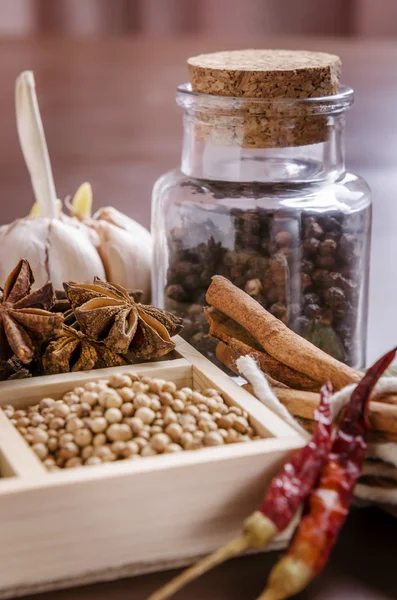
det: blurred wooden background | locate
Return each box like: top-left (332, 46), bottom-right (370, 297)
top-left (1, 0), bottom-right (397, 37)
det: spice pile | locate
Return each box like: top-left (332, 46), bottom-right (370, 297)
top-left (0, 258), bottom-right (183, 381)
top-left (165, 193), bottom-right (370, 367)
top-left (4, 372), bottom-right (259, 469)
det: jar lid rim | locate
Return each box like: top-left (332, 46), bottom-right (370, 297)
top-left (176, 83), bottom-right (354, 114)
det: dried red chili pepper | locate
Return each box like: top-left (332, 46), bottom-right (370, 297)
top-left (256, 347), bottom-right (396, 600)
top-left (148, 383), bottom-right (333, 600)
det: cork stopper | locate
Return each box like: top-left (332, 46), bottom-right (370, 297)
top-left (188, 49), bottom-right (341, 98)
top-left (186, 49), bottom-right (342, 148)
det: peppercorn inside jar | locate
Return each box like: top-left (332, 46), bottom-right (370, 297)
top-left (152, 50), bottom-right (371, 368)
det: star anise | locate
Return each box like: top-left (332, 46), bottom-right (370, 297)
top-left (0, 355), bottom-right (32, 381)
top-left (0, 259), bottom-right (63, 364)
top-left (64, 278), bottom-right (183, 359)
top-left (42, 324), bottom-right (128, 374)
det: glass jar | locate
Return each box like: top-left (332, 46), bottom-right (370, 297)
top-left (152, 83), bottom-right (371, 368)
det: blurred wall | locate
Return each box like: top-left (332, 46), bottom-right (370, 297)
top-left (0, 0), bottom-right (396, 36)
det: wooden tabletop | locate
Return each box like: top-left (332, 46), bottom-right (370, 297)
top-left (1, 36), bottom-right (397, 600)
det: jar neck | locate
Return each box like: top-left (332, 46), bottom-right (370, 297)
top-left (177, 84), bottom-right (354, 185)
top-left (181, 112), bottom-right (347, 184)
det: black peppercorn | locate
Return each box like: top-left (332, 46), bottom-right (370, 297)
top-left (305, 218), bottom-right (324, 239)
top-left (301, 273), bottom-right (312, 293)
top-left (275, 231), bottom-right (292, 248)
top-left (304, 303), bottom-right (322, 319)
top-left (166, 284), bottom-right (188, 302)
top-left (303, 237), bottom-right (320, 255)
top-left (318, 239), bottom-right (337, 256)
top-left (303, 292), bottom-right (320, 307)
top-left (269, 302), bottom-right (288, 324)
top-left (324, 286), bottom-right (346, 310)
top-left (301, 259), bottom-right (315, 274)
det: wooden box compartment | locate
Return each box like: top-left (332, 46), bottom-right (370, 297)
top-left (0, 337), bottom-right (303, 598)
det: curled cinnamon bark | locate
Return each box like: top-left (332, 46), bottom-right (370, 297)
top-left (206, 307), bottom-right (320, 392)
top-left (216, 342), bottom-right (288, 389)
top-left (272, 388), bottom-right (397, 436)
top-left (206, 276), bottom-right (360, 390)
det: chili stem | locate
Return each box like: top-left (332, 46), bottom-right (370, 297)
top-left (148, 536), bottom-right (250, 600)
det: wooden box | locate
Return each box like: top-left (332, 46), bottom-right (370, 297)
top-left (0, 337), bottom-right (304, 598)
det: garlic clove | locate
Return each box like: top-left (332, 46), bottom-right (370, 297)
top-left (0, 218), bottom-right (51, 287)
top-left (93, 206), bottom-right (151, 240)
top-left (47, 220), bottom-right (105, 289)
top-left (93, 220), bottom-right (152, 304)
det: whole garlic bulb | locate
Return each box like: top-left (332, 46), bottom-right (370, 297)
top-left (68, 183), bottom-right (152, 303)
top-left (0, 71), bottom-right (105, 290)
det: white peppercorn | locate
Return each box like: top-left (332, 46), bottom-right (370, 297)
top-left (107, 423), bottom-right (132, 442)
top-left (85, 456), bottom-right (102, 466)
top-left (93, 433), bottom-right (107, 447)
top-left (65, 457), bottom-right (83, 469)
top-left (32, 442), bottom-right (48, 460)
top-left (30, 414), bottom-right (44, 426)
top-left (63, 393), bottom-right (80, 406)
top-left (171, 399), bottom-right (184, 413)
top-left (203, 432), bottom-right (224, 446)
top-left (111, 441), bottom-right (127, 456)
top-left (109, 374), bottom-right (132, 389)
top-left (140, 445), bottom-right (157, 457)
top-left (53, 402), bottom-right (70, 418)
top-left (226, 429), bottom-right (240, 444)
top-left (81, 445), bottom-right (94, 460)
top-left (150, 398), bottom-right (161, 412)
top-left (159, 392), bottom-right (174, 406)
top-left (90, 417), bottom-right (108, 434)
top-left (93, 447), bottom-right (116, 462)
top-left (162, 408), bottom-right (177, 425)
top-left (132, 381), bottom-right (147, 394)
top-left (135, 407), bottom-right (155, 425)
top-left (134, 437), bottom-right (148, 450)
top-left (162, 381), bottom-right (176, 394)
top-left (50, 416), bottom-right (66, 430)
top-left (233, 416), bottom-right (249, 434)
top-left (59, 442), bottom-right (79, 460)
top-left (66, 417), bottom-right (84, 433)
top-left (180, 432), bottom-right (194, 449)
top-left (165, 443), bottom-right (182, 453)
top-left (148, 379), bottom-right (165, 394)
top-left (84, 381), bottom-right (96, 392)
top-left (39, 398), bottom-right (55, 410)
top-left (185, 405), bottom-right (199, 417)
top-left (150, 425), bottom-right (164, 435)
top-left (125, 416), bottom-right (143, 434)
top-left (104, 407), bottom-right (123, 424)
top-left (134, 393), bottom-right (151, 409)
top-left (77, 403), bottom-right (92, 418)
top-left (165, 422), bottom-right (183, 442)
top-left (173, 391), bottom-right (187, 403)
top-left (47, 437), bottom-right (59, 452)
top-left (121, 441), bottom-right (140, 458)
top-left (74, 428), bottom-right (93, 447)
top-left (150, 433), bottom-right (171, 453)
top-left (118, 387), bottom-right (134, 402)
top-left (121, 402), bottom-right (134, 417)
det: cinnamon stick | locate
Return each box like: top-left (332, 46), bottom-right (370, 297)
top-left (216, 342), bottom-right (288, 388)
top-left (206, 276), bottom-right (360, 390)
top-left (274, 388), bottom-right (397, 436)
top-left (206, 307), bottom-right (320, 391)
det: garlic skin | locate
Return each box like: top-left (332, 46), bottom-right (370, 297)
top-left (0, 216), bottom-right (105, 290)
